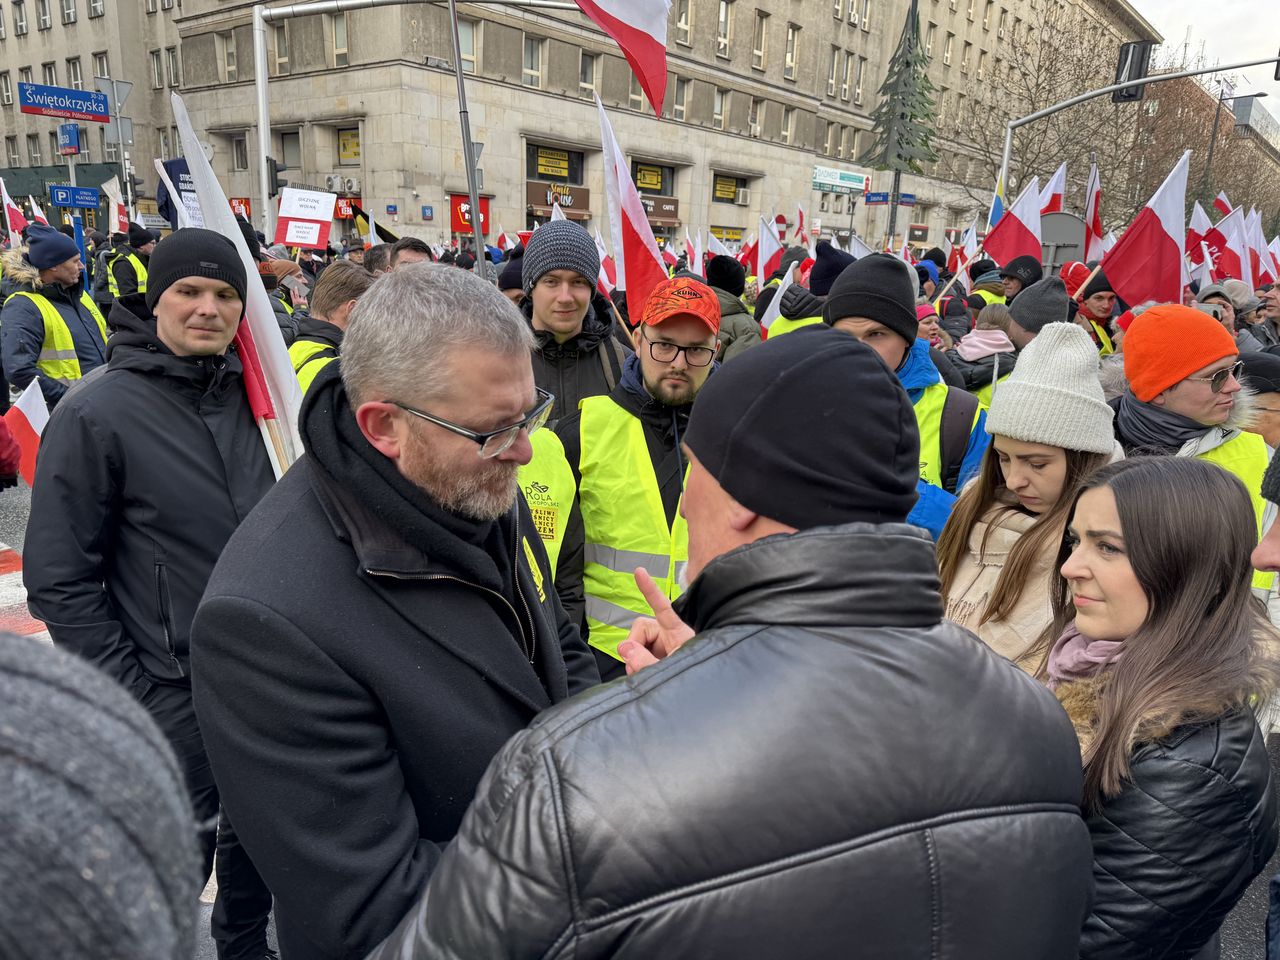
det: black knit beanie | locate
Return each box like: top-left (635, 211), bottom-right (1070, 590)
top-left (705, 254), bottom-right (746, 297)
top-left (0, 634), bottom-right (200, 960)
top-left (497, 249), bottom-right (525, 292)
top-left (809, 240), bottom-right (855, 297)
top-left (684, 325), bottom-right (919, 529)
top-left (127, 221), bottom-right (153, 248)
top-left (822, 253), bottom-right (918, 345)
top-left (145, 228), bottom-right (248, 312)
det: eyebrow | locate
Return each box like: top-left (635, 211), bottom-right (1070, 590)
top-left (1085, 529), bottom-right (1124, 541)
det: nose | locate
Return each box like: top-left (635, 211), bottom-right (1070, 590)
top-left (668, 349), bottom-right (689, 371)
top-left (1252, 522), bottom-right (1280, 573)
top-left (500, 430), bottom-right (534, 466)
top-left (1059, 543), bottom-right (1086, 582)
top-left (1221, 373), bottom-right (1242, 396)
top-left (1004, 464), bottom-right (1028, 491)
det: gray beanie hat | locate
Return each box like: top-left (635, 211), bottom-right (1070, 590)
top-left (0, 634), bottom-right (200, 959)
top-left (985, 322), bottom-right (1115, 454)
top-left (521, 220), bottom-right (600, 294)
top-left (1008, 277), bottom-right (1071, 336)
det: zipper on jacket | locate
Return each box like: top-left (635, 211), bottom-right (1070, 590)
top-left (154, 561), bottom-right (184, 676)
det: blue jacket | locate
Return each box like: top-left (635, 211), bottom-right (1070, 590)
top-left (896, 338), bottom-right (990, 539)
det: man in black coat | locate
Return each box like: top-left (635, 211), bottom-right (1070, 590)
top-left (191, 263), bottom-right (599, 960)
top-left (23, 228), bottom-right (276, 960)
top-left (368, 326), bottom-right (1094, 960)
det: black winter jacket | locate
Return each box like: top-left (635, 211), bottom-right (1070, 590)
top-left (945, 348), bottom-right (1017, 394)
top-left (1081, 708), bottom-right (1277, 958)
top-left (23, 294), bottom-right (273, 694)
top-left (368, 522), bottom-right (1094, 960)
top-left (190, 364), bottom-right (599, 960)
top-left (524, 294), bottom-right (632, 424)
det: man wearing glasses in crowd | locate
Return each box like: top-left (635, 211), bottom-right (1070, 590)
top-left (553, 276), bottom-right (721, 680)
top-left (191, 264), bottom-right (599, 960)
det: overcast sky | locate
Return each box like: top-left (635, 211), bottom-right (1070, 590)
top-left (1130, 0), bottom-right (1280, 110)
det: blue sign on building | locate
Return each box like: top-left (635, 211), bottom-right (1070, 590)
top-left (17, 83), bottom-right (110, 122)
top-left (386, 204), bottom-right (399, 216)
top-left (421, 205), bottom-right (434, 221)
top-left (865, 192), bottom-right (890, 205)
top-left (898, 193), bottom-right (917, 207)
top-left (49, 185), bottom-right (101, 209)
top-left (57, 124), bottom-right (81, 156)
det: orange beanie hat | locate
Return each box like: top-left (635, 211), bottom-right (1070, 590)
top-left (1123, 303), bottom-right (1238, 402)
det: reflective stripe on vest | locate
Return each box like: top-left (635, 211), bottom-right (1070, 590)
top-left (1089, 318), bottom-right (1115, 356)
top-left (1197, 432), bottom-right (1275, 590)
top-left (578, 396), bottom-right (688, 660)
top-left (288, 338), bottom-right (337, 394)
top-left (914, 383), bottom-right (980, 488)
top-left (107, 252), bottom-right (147, 297)
top-left (516, 429), bottom-right (576, 579)
top-left (766, 315), bottom-right (824, 339)
top-left (3, 290), bottom-right (108, 386)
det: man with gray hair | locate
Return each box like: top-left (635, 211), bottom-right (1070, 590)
top-left (191, 264), bottom-right (599, 960)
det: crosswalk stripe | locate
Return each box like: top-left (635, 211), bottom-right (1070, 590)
top-left (0, 543), bottom-right (50, 644)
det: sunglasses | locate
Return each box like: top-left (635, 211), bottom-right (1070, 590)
top-left (1184, 360), bottom-right (1244, 394)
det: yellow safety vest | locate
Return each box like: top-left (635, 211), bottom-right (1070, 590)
top-left (516, 429), bottom-right (576, 579)
top-left (973, 289), bottom-right (1006, 307)
top-left (766, 315), bottom-right (824, 339)
top-left (288, 338), bottom-right (337, 394)
top-left (1088, 318), bottom-right (1114, 357)
top-left (1197, 432), bottom-right (1274, 590)
top-left (3, 290), bottom-right (108, 385)
top-left (578, 395), bottom-right (688, 660)
top-left (107, 252), bottom-right (147, 297)
top-left (914, 382), bottom-right (981, 488)
top-left (976, 373), bottom-right (1010, 409)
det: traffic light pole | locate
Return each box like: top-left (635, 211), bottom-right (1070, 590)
top-left (996, 55), bottom-right (1280, 207)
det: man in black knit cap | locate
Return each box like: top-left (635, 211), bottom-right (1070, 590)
top-left (704, 253), bottom-right (761, 362)
top-left (367, 325), bottom-right (1094, 960)
top-left (24, 227), bottom-right (277, 960)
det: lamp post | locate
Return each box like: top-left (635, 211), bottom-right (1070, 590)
top-left (1202, 86), bottom-right (1267, 198)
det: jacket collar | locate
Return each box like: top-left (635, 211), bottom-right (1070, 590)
top-left (675, 522), bottom-right (945, 633)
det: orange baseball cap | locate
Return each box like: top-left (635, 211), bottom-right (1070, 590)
top-left (641, 276), bottom-right (722, 335)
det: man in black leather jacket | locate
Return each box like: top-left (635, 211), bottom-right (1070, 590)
top-left (368, 325), bottom-right (1094, 960)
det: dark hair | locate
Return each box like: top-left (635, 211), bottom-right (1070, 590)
top-left (363, 243), bottom-right (392, 274)
top-left (389, 236), bottom-right (434, 267)
top-left (1042, 457), bottom-right (1280, 809)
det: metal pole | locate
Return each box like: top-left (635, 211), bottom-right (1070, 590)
top-left (448, 0), bottom-right (487, 272)
top-left (1202, 92), bottom-right (1225, 198)
top-left (997, 55), bottom-right (1280, 200)
top-left (253, 4), bottom-right (274, 240)
top-left (112, 79), bottom-right (127, 213)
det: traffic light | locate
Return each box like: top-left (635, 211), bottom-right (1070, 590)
top-left (1112, 41), bottom-right (1155, 103)
top-left (127, 174), bottom-right (145, 206)
top-left (267, 157), bottom-right (288, 197)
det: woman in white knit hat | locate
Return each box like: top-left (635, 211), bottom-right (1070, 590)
top-left (937, 322), bottom-right (1118, 670)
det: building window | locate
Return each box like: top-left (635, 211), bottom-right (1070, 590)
top-left (19, 67), bottom-right (33, 85)
top-left (281, 130), bottom-right (301, 170)
top-left (0, 7), bottom-right (6, 39)
top-left (713, 87), bottom-right (726, 129)
top-left (924, 22), bottom-right (935, 57)
top-left (997, 8), bottom-right (1007, 37)
top-left (220, 31), bottom-right (237, 81)
top-left (854, 55), bottom-right (865, 104)
top-left (825, 122), bottom-right (839, 156)
top-left (783, 23), bottom-right (799, 80)
top-left (88, 0), bottom-right (102, 16)
top-left (781, 106), bottom-right (794, 145)
top-left (716, 0), bottom-right (731, 57)
top-left (967, 0), bottom-right (974, 18)
top-left (983, 0), bottom-right (992, 29)
top-left (839, 126), bottom-right (853, 159)
top-left (146, 0), bottom-right (155, 11)
top-left (672, 76), bottom-right (688, 121)
top-left (961, 41), bottom-right (971, 73)
top-left (171, 125), bottom-right (180, 155)
top-left (860, 0), bottom-right (870, 31)
top-left (50, 131), bottom-right (63, 164)
top-left (61, 0), bottom-right (75, 24)
top-left (42, 62), bottom-right (57, 85)
top-left (457, 19), bottom-right (475, 74)
top-left (628, 71), bottom-right (643, 110)
top-left (158, 128), bottom-right (169, 161)
top-left (100, 126), bottom-right (117, 161)
top-left (528, 143), bottom-right (586, 185)
top-left (751, 11), bottom-right (767, 70)
top-left (713, 173), bottom-right (746, 204)
top-left (833, 0), bottom-right (842, 17)
top-left (162, 0), bottom-right (173, 9)
top-left (0, 73), bottom-right (10, 106)
top-left (936, 87), bottom-right (948, 126)
top-left (66, 57), bottom-right (82, 90)
top-left (748, 97), bottom-right (762, 136)
top-left (522, 36), bottom-right (542, 88)
top-left (36, 0), bottom-right (51, 29)
top-left (949, 0), bottom-right (956, 9)
top-left (827, 46), bottom-right (838, 97)
top-left (166, 47), bottom-right (179, 87)
top-left (6, 137), bottom-right (19, 167)
top-left (232, 135), bottom-right (248, 170)
top-left (14, 1), bottom-right (27, 35)
top-left (631, 161), bottom-right (674, 195)
top-left (93, 52), bottom-right (109, 77)
top-left (942, 32), bottom-right (953, 65)
top-left (150, 50), bottom-right (162, 88)
top-left (841, 51), bottom-right (853, 100)
top-left (977, 50), bottom-right (987, 80)
top-left (273, 24), bottom-right (290, 75)
top-left (27, 134), bottom-right (42, 165)
top-left (675, 0), bottom-right (690, 46)
top-left (578, 51), bottom-right (597, 97)
top-left (331, 12), bottom-right (348, 68)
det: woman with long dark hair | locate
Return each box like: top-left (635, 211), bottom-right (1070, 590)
top-left (1043, 456), bottom-right (1279, 959)
top-left (939, 323), bottom-right (1115, 668)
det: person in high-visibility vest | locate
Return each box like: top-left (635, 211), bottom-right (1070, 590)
top-left (555, 275), bottom-right (721, 680)
top-left (0, 223), bottom-right (108, 407)
top-left (1114, 303), bottom-right (1275, 591)
top-left (825, 253), bottom-right (990, 539)
top-left (1060, 262), bottom-right (1117, 355)
top-left (107, 222), bottom-right (156, 301)
top-left (289, 260), bottom-right (374, 394)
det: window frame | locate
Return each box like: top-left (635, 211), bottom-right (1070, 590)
top-left (5, 137), bottom-right (20, 168)
top-left (88, 0), bottom-right (102, 16)
top-left (578, 50), bottom-right (597, 98)
top-left (93, 51), bottom-right (109, 78)
top-left (331, 11), bottom-right (349, 68)
top-left (0, 73), bottom-right (11, 106)
top-left (672, 76), bottom-right (689, 121)
top-left (27, 133), bottom-right (42, 166)
top-left (783, 23), bottom-right (799, 81)
top-left (713, 87), bottom-right (727, 129)
top-left (14, 1), bottom-right (28, 35)
top-left (521, 35), bottom-right (543, 88)
top-left (150, 49), bottom-right (163, 88)
top-left (165, 46), bottom-right (180, 87)
top-left (36, 0), bottom-right (51, 30)
top-left (675, 0), bottom-right (691, 46)
top-left (456, 18), bottom-right (475, 74)
top-left (232, 135), bottom-right (249, 171)
top-left (715, 0), bottom-right (732, 58)
top-left (66, 57), bottom-right (83, 90)
top-left (751, 11), bottom-right (767, 71)
top-left (42, 61), bottom-right (57, 86)
top-left (61, 0), bottom-right (75, 25)
top-left (273, 23), bottom-right (290, 75)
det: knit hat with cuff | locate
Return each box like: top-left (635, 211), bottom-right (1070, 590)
top-left (23, 223), bottom-right (81, 270)
top-left (144, 228), bottom-right (248, 312)
top-left (1009, 277), bottom-right (1071, 336)
top-left (985, 322), bottom-right (1115, 454)
top-left (521, 220), bottom-right (600, 294)
top-left (822, 253), bottom-right (918, 345)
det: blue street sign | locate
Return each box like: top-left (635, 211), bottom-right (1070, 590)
top-left (57, 123), bottom-right (81, 156)
top-left (386, 204), bottom-right (398, 215)
top-left (898, 193), bottom-right (917, 207)
top-left (17, 82), bottom-right (110, 122)
top-left (421, 205), bottom-right (434, 221)
top-left (865, 191), bottom-right (890, 205)
top-left (49, 185), bottom-right (101, 209)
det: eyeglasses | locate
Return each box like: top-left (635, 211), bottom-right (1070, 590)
top-left (1185, 360), bottom-right (1244, 394)
top-left (390, 387), bottom-right (555, 459)
top-left (640, 328), bottom-right (715, 368)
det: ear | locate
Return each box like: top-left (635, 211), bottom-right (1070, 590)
top-left (1152, 391), bottom-right (1168, 408)
top-left (726, 498), bottom-right (760, 533)
top-left (354, 401), bottom-right (405, 461)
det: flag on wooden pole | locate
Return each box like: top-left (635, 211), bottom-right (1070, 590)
top-left (0, 178), bottom-right (29, 236)
top-left (983, 177), bottom-right (1042, 266)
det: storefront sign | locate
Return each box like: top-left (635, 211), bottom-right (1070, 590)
top-left (450, 194), bottom-right (491, 235)
top-left (230, 197), bottom-right (253, 219)
top-left (525, 180), bottom-right (591, 219)
top-left (713, 175), bottom-right (739, 202)
top-left (338, 129), bottom-right (361, 164)
top-left (635, 163), bottom-right (665, 192)
top-left (534, 147), bottom-right (571, 179)
top-left (640, 195), bottom-right (680, 226)
top-left (710, 225), bottom-right (744, 242)
top-left (812, 165), bottom-right (869, 196)
top-left (334, 197), bottom-right (360, 219)
top-left (908, 223), bottom-right (929, 243)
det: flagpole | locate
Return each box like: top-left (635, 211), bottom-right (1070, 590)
top-left (932, 244), bottom-right (986, 304)
top-left (447, 0), bottom-right (488, 273)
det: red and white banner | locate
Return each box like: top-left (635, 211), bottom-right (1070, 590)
top-left (759, 263), bottom-right (797, 334)
top-left (1213, 191), bottom-right (1233, 218)
top-left (983, 177), bottom-right (1042, 267)
top-left (683, 229), bottom-right (703, 277)
top-left (1247, 208), bottom-right (1276, 287)
top-left (593, 228), bottom-right (617, 296)
top-left (3, 380), bottom-right (48, 487)
top-left (1083, 163), bottom-right (1105, 263)
top-left (1100, 150), bottom-right (1190, 309)
top-left (736, 233), bottom-right (756, 269)
top-left (1190, 242), bottom-right (1215, 293)
top-left (1208, 207), bottom-right (1249, 283)
top-left (230, 197), bottom-right (253, 220)
top-left (274, 187), bottom-right (337, 250)
top-left (27, 197), bottom-right (49, 226)
top-left (1039, 162), bottom-right (1067, 215)
top-left (706, 230), bottom-right (732, 258)
top-left (757, 215), bottom-right (784, 280)
top-left (574, 0), bottom-right (670, 116)
top-left (1187, 202), bottom-right (1212, 264)
top-left (0, 178), bottom-right (28, 237)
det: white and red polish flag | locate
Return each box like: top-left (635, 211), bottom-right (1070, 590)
top-left (1209, 207), bottom-right (1249, 283)
top-left (593, 228), bottom-right (617, 296)
top-left (1186, 202), bottom-right (1212, 263)
top-left (0, 178), bottom-right (29, 236)
top-left (574, 0), bottom-right (671, 116)
top-left (596, 94), bottom-right (668, 314)
top-left (3, 380), bottom-right (49, 487)
top-left (706, 230), bottom-right (732, 258)
top-left (1189, 242), bottom-right (1215, 293)
top-left (757, 216), bottom-right (785, 280)
top-left (27, 197), bottom-right (49, 226)
top-left (1083, 163), bottom-right (1105, 263)
top-left (759, 263), bottom-right (797, 336)
top-left (1039, 162), bottom-right (1067, 215)
top-left (1099, 150), bottom-right (1191, 308)
top-left (793, 204), bottom-right (809, 246)
top-left (1270, 237), bottom-right (1280, 279)
top-left (736, 233), bottom-right (756, 269)
top-left (1247, 208), bottom-right (1276, 287)
top-left (983, 177), bottom-right (1042, 267)
top-left (684, 229), bottom-right (703, 276)
top-left (1213, 191), bottom-right (1233, 218)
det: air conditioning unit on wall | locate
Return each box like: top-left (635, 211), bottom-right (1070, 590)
top-left (345, 177), bottom-right (361, 194)
top-left (735, 188), bottom-right (751, 206)
top-left (324, 175), bottom-right (343, 192)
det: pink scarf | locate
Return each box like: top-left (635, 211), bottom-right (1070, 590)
top-left (956, 328), bottom-right (1016, 361)
top-left (1045, 621), bottom-right (1124, 689)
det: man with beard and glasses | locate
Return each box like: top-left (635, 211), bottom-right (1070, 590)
top-left (551, 275), bottom-right (720, 680)
top-left (190, 264), bottom-right (599, 960)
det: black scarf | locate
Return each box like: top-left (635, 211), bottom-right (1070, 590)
top-left (1115, 390), bottom-right (1209, 456)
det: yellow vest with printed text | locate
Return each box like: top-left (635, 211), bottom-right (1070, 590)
top-left (516, 428), bottom-right (576, 578)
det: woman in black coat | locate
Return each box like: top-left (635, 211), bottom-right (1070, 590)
top-left (1033, 457), bottom-right (1279, 960)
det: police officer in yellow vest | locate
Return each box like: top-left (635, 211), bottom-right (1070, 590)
top-left (288, 259), bottom-right (373, 393)
top-left (1114, 303), bottom-right (1276, 590)
top-left (108, 222), bottom-right (155, 301)
top-left (826, 254), bottom-right (990, 540)
top-left (554, 275), bottom-right (721, 680)
top-left (1, 223), bottom-right (108, 407)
